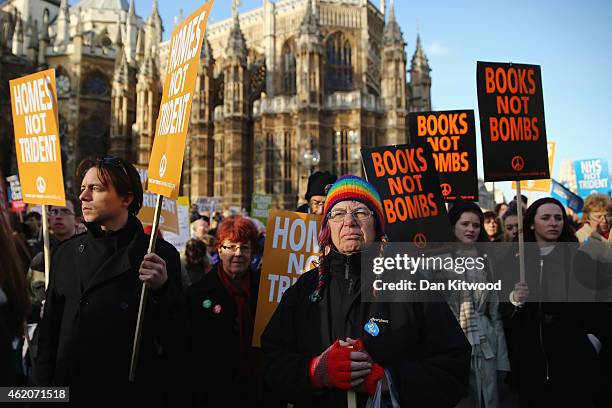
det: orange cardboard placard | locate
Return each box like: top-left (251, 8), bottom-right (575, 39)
top-left (10, 69), bottom-right (65, 206)
top-left (147, 1), bottom-right (214, 198)
top-left (252, 210), bottom-right (322, 347)
top-left (135, 165), bottom-right (179, 234)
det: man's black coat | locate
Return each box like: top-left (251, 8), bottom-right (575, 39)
top-left (32, 216), bottom-right (187, 406)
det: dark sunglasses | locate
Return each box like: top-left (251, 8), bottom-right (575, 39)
top-left (96, 157), bottom-right (128, 176)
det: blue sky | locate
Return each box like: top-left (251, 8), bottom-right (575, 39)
top-left (136, 0), bottom-right (611, 202)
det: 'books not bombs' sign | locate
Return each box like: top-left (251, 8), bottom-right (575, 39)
top-left (409, 110), bottom-right (478, 201)
top-left (147, 1), bottom-right (214, 198)
top-left (477, 61), bottom-right (549, 182)
top-left (9, 69), bottom-right (65, 206)
top-left (362, 144), bottom-right (451, 246)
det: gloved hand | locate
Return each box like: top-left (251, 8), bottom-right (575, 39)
top-left (309, 340), bottom-right (353, 389)
top-left (351, 338), bottom-right (385, 395)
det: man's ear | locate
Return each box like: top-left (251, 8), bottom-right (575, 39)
top-left (122, 193), bottom-right (134, 209)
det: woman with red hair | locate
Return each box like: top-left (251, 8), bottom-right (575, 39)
top-left (185, 215), bottom-right (279, 407)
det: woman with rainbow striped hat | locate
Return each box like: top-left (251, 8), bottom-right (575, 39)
top-left (262, 175), bottom-right (470, 407)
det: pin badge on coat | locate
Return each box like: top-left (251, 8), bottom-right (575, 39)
top-left (364, 320), bottom-right (380, 337)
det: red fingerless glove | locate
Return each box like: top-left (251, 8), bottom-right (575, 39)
top-left (309, 340), bottom-right (352, 390)
top-left (359, 363), bottom-right (385, 395)
top-left (352, 338), bottom-right (385, 395)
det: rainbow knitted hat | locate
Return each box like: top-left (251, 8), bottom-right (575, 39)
top-left (322, 175), bottom-right (385, 230)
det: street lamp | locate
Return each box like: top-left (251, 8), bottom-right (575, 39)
top-left (302, 149), bottom-right (320, 174)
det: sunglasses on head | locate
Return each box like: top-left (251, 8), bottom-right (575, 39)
top-left (96, 156), bottom-right (128, 176)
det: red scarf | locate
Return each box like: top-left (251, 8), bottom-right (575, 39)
top-left (217, 266), bottom-right (253, 359)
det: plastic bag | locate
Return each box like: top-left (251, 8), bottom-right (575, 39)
top-left (365, 369), bottom-right (400, 408)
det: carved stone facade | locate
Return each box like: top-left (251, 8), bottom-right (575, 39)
top-left (1, 0), bottom-right (432, 211)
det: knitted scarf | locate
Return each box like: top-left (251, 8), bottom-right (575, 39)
top-left (217, 266), bottom-right (253, 359)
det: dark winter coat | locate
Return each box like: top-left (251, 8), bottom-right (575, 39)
top-left (32, 216), bottom-right (187, 407)
top-left (185, 264), bottom-right (281, 407)
top-left (499, 243), bottom-right (604, 406)
top-left (261, 250), bottom-right (471, 408)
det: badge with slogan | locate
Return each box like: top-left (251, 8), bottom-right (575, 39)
top-left (364, 320), bottom-right (380, 337)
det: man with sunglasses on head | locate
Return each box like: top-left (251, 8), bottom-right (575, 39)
top-left (32, 157), bottom-right (186, 406)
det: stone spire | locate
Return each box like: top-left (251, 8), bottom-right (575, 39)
top-left (201, 34), bottom-right (213, 62)
top-left (135, 27), bottom-right (144, 64)
top-left (299, 0), bottom-right (321, 37)
top-left (114, 14), bottom-right (123, 48)
top-left (410, 33), bottom-right (430, 73)
top-left (226, 0), bottom-right (247, 61)
top-left (383, 0), bottom-right (403, 47)
top-left (125, 0), bottom-right (135, 63)
top-left (38, 10), bottom-right (50, 67)
top-left (144, 0), bottom-right (163, 57)
top-left (12, 13), bottom-right (23, 56)
top-left (55, 0), bottom-right (70, 47)
top-left (409, 33), bottom-right (432, 112)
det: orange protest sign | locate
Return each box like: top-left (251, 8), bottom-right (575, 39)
top-left (512, 141), bottom-right (555, 192)
top-left (252, 210), bottom-right (322, 347)
top-left (9, 69), bottom-right (65, 206)
top-left (135, 166), bottom-right (179, 234)
top-left (147, 1), bottom-right (213, 199)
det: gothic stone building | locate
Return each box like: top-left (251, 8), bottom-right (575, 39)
top-left (0, 0), bottom-right (431, 211)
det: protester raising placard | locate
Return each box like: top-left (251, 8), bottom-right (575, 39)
top-left (477, 61), bottom-right (549, 182)
top-left (361, 143), bottom-right (451, 245)
top-left (409, 110), bottom-right (478, 201)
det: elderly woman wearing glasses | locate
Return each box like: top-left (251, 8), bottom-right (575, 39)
top-left (576, 193), bottom-right (612, 244)
top-left (186, 215), bottom-right (280, 407)
top-left (262, 175), bottom-right (470, 408)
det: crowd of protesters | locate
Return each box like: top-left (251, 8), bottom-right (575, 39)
top-left (0, 158), bottom-right (611, 407)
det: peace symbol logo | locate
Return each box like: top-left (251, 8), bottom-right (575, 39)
top-left (413, 233), bottom-right (427, 249)
top-left (36, 177), bottom-right (46, 193)
top-left (511, 155), bottom-right (525, 172)
top-left (440, 183), bottom-right (452, 197)
top-left (159, 155), bottom-right (167, 177)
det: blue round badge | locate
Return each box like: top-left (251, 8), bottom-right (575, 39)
top-left (364, 321), bottom-right (380, 337)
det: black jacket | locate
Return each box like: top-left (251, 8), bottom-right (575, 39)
top-left (261, 250), bottom-right (471, 408)
top-left (32, 216), bottom-right (186, 406)
top-left (185, 265), bottom-right (282, 407)
top-left (499, 244), bottom-right (602, 406)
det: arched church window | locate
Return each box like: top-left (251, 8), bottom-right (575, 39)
top-left (82, 70), bottom-right (110, 98)
top-left (282, 41), bottom-right (296, 95)
top-left (79, 115), bottom-right (108, 158)
top-left (325, 32), bottom-right (353, 92)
